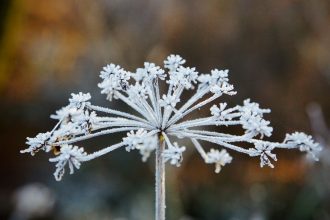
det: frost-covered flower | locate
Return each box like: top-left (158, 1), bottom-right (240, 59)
top-left (210, 103), bottom-right (233, 121)
top-left (123, 128), bottom-right (149, 152)
top-left (21, 132), bottom-right (52, 155)
top-left (100, 64), bottom-right (122, 79)
top-left (162, 142), bottom-right (186, 167)
top-left (98, 64), bottom-right (130, 100)
top-left (69, 92), bottom-right (91, 109)
top-left (210, 83), bottom-right (236, 96)
top-left (239, 99), bottom-right (271, 116)
top-left (50, 105), bottom-right (81, 122)
top-left (167, 66), bottom-right (198, 89)
top-left (21, 54), bottom-right (320, 182)
top-left (49, 145), bottom-right (87, 181)
top-left (164, 54), bottom-right (186, 72)
top-left (137, 135), bottom-right (158, 162)
top-left (205, 149), bottom-right (232, 173)
top-left (159, 94), bottom-right (180, 108)
top-left (249, 142), bottom-right (277, 168)
top-left (241, 114), bottom-right (273, 138)
top-left (211, 69), bottom-right (228, 82)
top-left (128, 82), bottom-right (148, 100)
top-left (284, 132), bottom-right (321, 161)
top-left (123, 129), bottom-right (158, 161)
top-left (135, 62), bottom-right (166, 81)
top-left (239, 99), bottom-right (273, 138)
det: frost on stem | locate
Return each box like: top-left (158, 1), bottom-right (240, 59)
top-left (21, 54), bottom-right (321, 181)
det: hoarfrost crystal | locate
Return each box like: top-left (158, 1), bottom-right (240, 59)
top-left (21, 54), bottom-right (321, 181)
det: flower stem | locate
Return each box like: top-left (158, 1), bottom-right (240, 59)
top-left (155, 136), bottom-right (166, 220)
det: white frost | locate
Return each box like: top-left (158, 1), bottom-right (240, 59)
top-left (21, 54), bottom-right (321, 180)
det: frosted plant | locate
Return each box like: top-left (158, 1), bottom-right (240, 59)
top-left (21, 55), bottom-right (321, 220)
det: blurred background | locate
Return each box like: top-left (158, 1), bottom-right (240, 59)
top-left (0, 0), bottom-right (330, 219)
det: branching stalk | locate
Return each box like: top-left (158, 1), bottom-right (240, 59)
top-left (155, 136), bottom-right (166, 220)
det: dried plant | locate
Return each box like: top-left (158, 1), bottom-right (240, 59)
top-left (21, 55), bottom-right (321, 220)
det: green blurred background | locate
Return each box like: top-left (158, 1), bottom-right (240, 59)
top-left (0, 0), bottom-right (330, 219)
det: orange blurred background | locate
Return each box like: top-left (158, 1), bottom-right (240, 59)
top-left (0, 0), bottom-right (329, 219)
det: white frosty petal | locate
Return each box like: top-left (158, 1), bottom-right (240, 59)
top-left (123, 129), bottom-right (157, 161)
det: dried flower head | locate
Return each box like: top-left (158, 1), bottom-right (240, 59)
top-left (21, 55), bottom-right (321, 181)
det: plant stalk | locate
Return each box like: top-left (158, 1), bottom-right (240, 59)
top-left (155, 137), bottom-right (166, 220)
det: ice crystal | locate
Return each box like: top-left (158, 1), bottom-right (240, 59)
top-left (21, 54), bottom-right (321, 181)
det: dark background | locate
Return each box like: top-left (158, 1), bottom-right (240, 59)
top-left (0, 0), bottom-right (329, 219)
